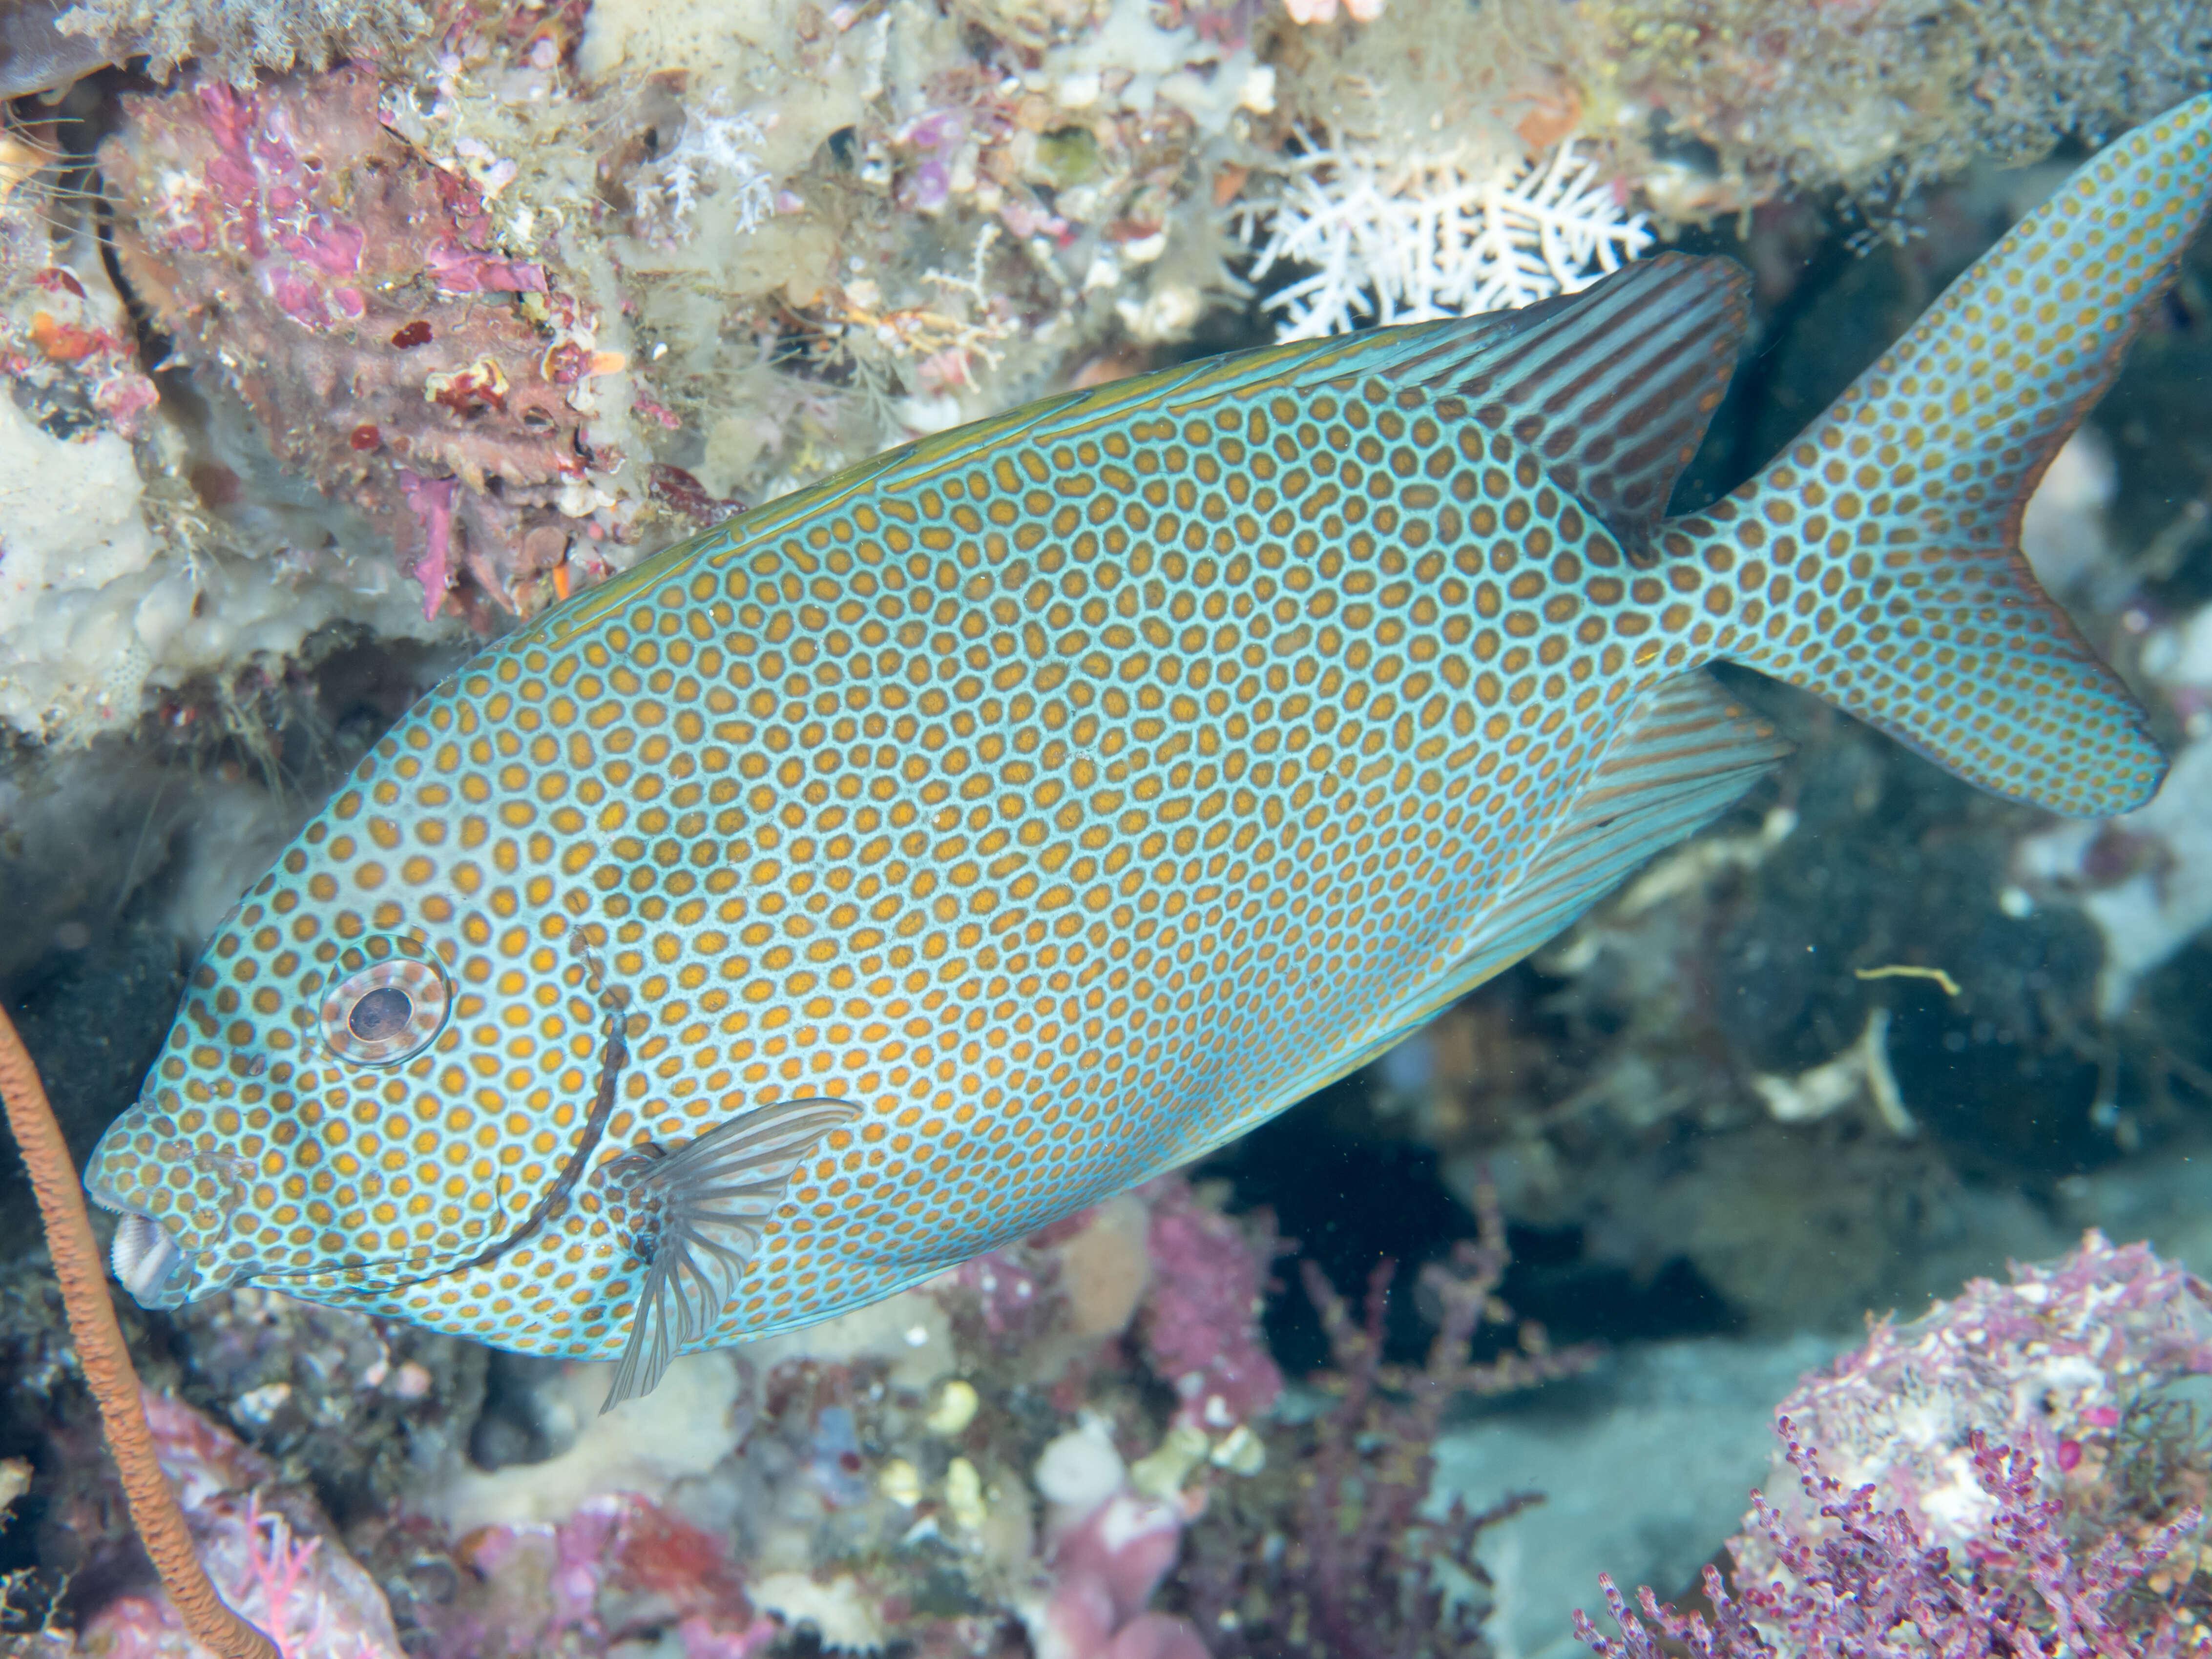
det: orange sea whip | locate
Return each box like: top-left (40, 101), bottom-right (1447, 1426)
top-left (0, 1003), bottom-right (278, 1659)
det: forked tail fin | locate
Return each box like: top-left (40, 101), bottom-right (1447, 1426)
top-left (1708, 92), bottom-right (2212, 816)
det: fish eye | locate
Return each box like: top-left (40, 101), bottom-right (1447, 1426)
top-left (319, 952), bottom-right (451, 1065)
top-left (349, 986), bottom-right (413, 1041)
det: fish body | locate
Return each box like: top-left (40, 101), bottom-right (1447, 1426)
top-left (88, 96), bottom-right (2212, 1405)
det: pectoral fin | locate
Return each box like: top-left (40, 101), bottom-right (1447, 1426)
top-left (600, 1096), bottom-right (861, 1412)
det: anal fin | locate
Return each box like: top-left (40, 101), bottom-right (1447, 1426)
top-left (600, 1095), bottom-right (860, 1412)
top-left (1431, 670), bottom-right (1790, 1002)
top-left (1171, 671), bottom-right (1787, 1165)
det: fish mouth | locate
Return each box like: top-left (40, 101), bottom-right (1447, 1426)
top-left (97, 1202), bottom-right (192, 1307)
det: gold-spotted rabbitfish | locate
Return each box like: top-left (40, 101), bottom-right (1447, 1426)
top-left (88, 98), bottom-right (2212, 1409)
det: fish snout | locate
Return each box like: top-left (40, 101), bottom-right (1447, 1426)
top-left (83, 1112), bottom-right (204, 1308)
top-left (107, 1209), bottom-right (189, 1305)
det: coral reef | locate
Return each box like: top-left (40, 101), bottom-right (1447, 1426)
top-left (1747, 1233), bottom-right (2212, 1571)
top-left (394, 1177), bottom-right (1339, 1658)
top-left (37, 0), bottom-right (429, 92)
top-left (101, 65), bottom-right (625, 625)
top-left (1168, 1183), bottom-right (1589, 1659)
top-left (1578, 1424), bottom-right (2202, 1659)
top-left (0, 93), bottom-right (432, 742)
top-left (0, 187), bottom-right (158, 442)
top-left (0, 0), bottom-right (1279, 731)
top-left (1554, 0), bottom-right (2212, 216)
top-left (1578, 1235), bottom-right (2212, 1657)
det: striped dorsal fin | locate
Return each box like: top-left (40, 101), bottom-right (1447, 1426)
top-left (1419, 253), bottom-right (1753, 564)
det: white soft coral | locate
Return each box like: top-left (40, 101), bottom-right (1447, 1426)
top-left (636, 106), bottom-right (775, 241)
top-left (1236, 136), bottom-right (1652, 339)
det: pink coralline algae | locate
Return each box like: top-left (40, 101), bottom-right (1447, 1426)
top-left (1753, 1230), bottom-right (2212, 1565)
top-left (422, 247), bottom-right (550, 296)
top-left (1139, 1179), bottom-right (1284, 1432)
top-left (100, 67), bottom-right (622, 623)
top-left (1043, 1489), bottom-right (1211, 1659)
top-left (439, 1493), bottom-right (776, 1659)
top-left (1576, 1422), bottom-right (2203, 1659)
top-left (80, 1390), bottom-right (405, 1659)
top-left (1581, 1232), bottom-right (2212, 1659)
top-left (396, 469), bottom-right (461, 620)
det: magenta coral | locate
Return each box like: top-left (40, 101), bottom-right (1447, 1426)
top-left (1753, 1231), bottom-right (2212, 1570)
top-left (100, 66), bottom-right (623, 622)
top-left (1580, 1233), bottom-right (2212, 1659)
top-left (1045, 1489), bottom-right (1211, 1659)
top-left (397, 469), bottom-right (460, 621)
top-left (1139, 1178), bottom-right (1284, 1432)
top-left (1574, 1420), bottom-right (2204, 1659)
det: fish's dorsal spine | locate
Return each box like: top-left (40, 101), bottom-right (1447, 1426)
top-left (1431, 254), bottom-right (1752, 563)
top-left (1688, 92), bottom-right (2212, 816)
top-left (538, 264), bottom-right (1729, 668)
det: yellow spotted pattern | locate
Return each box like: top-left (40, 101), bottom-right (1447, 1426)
top-left (85, 92), bottom-right (2212, 1362)
top-left (1699, 97), bottom-right (2212, 816)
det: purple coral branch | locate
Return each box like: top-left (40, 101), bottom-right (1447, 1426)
top-left (1279, 1183), bottom-right (1576, 1659)
top-left (1576, 1418), bottom-right (2203, 1659)
top-left (1175, 1169), bottom-right (1590, 1659)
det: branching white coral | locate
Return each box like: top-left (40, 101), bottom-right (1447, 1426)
top-left (1235, 137), bottom-right (1653, 340)
top-left (637, 107), bottom-right (775, 240)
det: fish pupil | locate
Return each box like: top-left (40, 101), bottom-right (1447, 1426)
top-left (348, 986), bottom-right (414, 1042)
